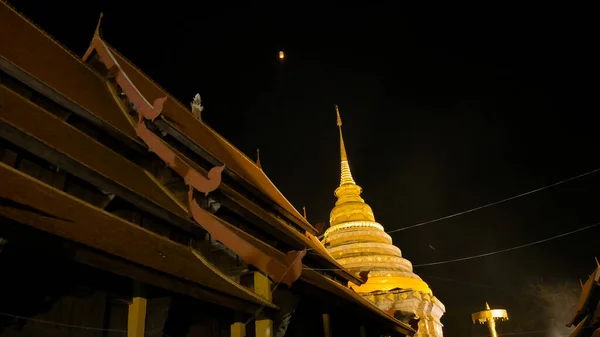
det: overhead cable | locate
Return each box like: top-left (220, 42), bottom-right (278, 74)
top-left (387, 168), bottom-right (600, 234)
top-left (412, 221), bottom-right (600, 267)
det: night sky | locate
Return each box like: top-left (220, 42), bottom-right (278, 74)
top-left (8, 1), bottom-right (598, 336)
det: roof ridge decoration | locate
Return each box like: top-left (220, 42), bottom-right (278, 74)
top-left (85, 38), bottom-right (167, 121)
top-left (256, 148), bottom-right (262, 170)
top-left (83, 31), bottom-right (312, 232)
top-left (1, 2), bottom-right (98, 73)
top-left (190, 93), bottom-right (203, 121)
top-left (93, 12), bottom-right (103, 39)
top-left (82, 16), bottom-right (267, 174)
top-left (87, 31), bottom-right (307, 286)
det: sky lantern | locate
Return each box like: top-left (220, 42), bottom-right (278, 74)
top-left (279, 51), bottom-right (285, 60)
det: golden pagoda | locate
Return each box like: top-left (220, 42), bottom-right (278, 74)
top-left (322, 105), bottom-right (446, 337)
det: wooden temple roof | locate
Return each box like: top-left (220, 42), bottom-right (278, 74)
top-left (105, 46), bottom-right (315, 234)
top-left (0, 5), bottom-right (142, 152)
top-left (0, 162), bottom-right (275, 312)
top-left (0, 1), bottom-right (361, 286)
top-left (0, 85), bottom-right (185, 218)
top-left (0, 3), bottom-right (414, 335)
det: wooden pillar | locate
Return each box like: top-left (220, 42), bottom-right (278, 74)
top-left (253, 272), bottom-right (272, 302)
top-left (127, 283), bottom-right (147, 337)
top-left (255, 319), bottom-right (273, 337)
top-left (322, 313), bottom-right (332, 337)
top-left (241, 271), bottom-right (272, 302)
top-left (231, 322), bottom-right (246, 337)
top-left (241, 272), bottom-right (273, 337)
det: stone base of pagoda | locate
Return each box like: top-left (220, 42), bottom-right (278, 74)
top-left (362, 289), bottom-right (445, 337)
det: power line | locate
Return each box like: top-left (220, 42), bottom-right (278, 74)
top-left (244, 248), bottom-right (306, 325)
top-left (303, 269), bottom-right (526, 295)
top-left (419, 274), bottom-right (523, 295)
top-left (484, 330), bottom-right (550, 337)
top-left (305, 220), bottom-right (599, 270)
top-left (387, 168), bottom-right (600, 234)
top-left (412, 221), bottom-right (600, 267)
top-left (0, 312), bottom-right (126, 333)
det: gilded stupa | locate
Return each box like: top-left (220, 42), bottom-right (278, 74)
top-left (322, 106), bottom-right (445, 337)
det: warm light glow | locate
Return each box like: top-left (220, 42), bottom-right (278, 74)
top-left (279, 51), bottom-right (285, 59)
top-left (324, 221), bottom-right (385, 237)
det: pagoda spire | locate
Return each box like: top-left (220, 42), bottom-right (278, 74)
top-left (335, 105), bottom-right (356, 186)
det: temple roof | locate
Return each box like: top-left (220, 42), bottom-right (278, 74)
top-left (0, 2), bottom-right (314, 235)
top-left (0, 5), bottom-right (418, 333)
top-left (104, 44), bottom-right (316, 234)
top-left (0, 162), bottom-right (276, 311)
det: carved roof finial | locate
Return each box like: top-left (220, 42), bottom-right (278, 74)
top-left (94, 13), bottom-right (104, 38)
top-left (256, 148), bottom-right (262, 169)
top-left (191, 93), bottom-right (203, 121)
top-left (303, 206), bottom-right (307, 219)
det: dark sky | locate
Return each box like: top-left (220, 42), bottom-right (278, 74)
top-left (8, 1), bottom-right (599, 336)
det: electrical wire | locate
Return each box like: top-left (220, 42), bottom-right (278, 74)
top-left (482, 330), bottom-right (550, 337)
top-left (0, 311), bottom-right (126, 333)
top-left (386, 168), bottom-right (600, 234)
top-left (412, 221), bottom-right (600, 267)
top-left (0, 311), bottom-right (173, 336)
top-left (244, 249), bottom-right (307, 325)
top-left (305, 220), bottom-right (599, 270)
top-left (419, 274), bottom-right (521, 294)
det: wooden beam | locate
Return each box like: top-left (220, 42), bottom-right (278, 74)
top-left (73, 247), bottom-right (270, 315)
top-left (0, 56), bottom-right (146, 153)
top-left (151, 134), bottom-right (362, 286)
top-left (0, 119), bottom-right (196, 234)
top-left (219, 190), bottom-right (363, 285)
top-left (154, 118), bottom-right (314, 234)
top-left (218, 196), bottom-right (301, 249)
top-left (0, 205), bottom-right (275, 310)
top-left (0, 86), bottom-right (199, 235)
top-left (0, 162), bottom-right (277, 311)
top-left (0, 216), bottom-right (270, 315)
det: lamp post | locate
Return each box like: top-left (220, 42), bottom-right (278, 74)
top-left (472, 302), bottom-right (509, 337)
